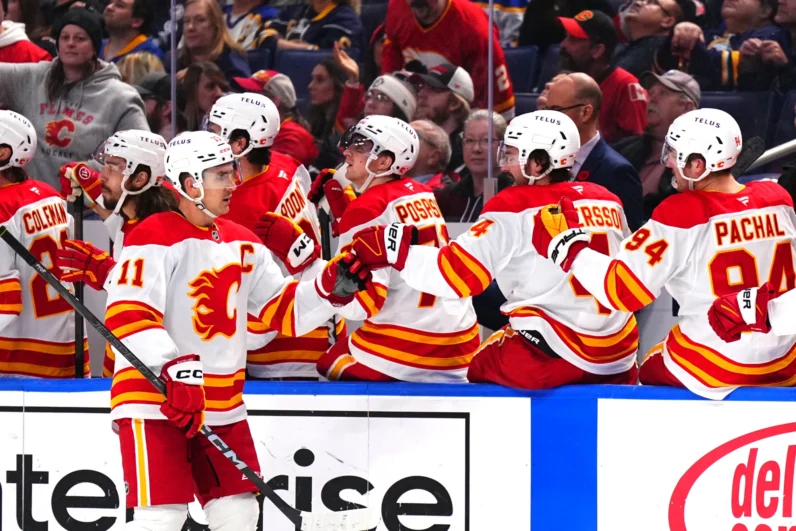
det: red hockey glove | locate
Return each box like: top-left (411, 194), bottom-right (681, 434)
top-left (323, 178), bottom-right (355, 224)
top-left (708, 283), bottom-right (778, 343)
top-left (532, 197), bottom-right (589, 272)
top-left (254, 212), bottom-right (319, 275)
top-left (159, 355), bottom-right (205, 438)
top-left (308, 168), bottom-right (336, 204)
top-left (316, 253), bottom-right (371, 307)
top-left (351, 223), bottom-right (418, 271)
top-left (55, 239), bottom-right (115, 291)
top-left (59, 162), bottom-right (102, 207)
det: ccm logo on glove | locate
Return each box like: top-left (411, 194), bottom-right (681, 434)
top-left (175, 368), bottom-right (204, 381)
top-left (167, 361), bottom-right (204, 385)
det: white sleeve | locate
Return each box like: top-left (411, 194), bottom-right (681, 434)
top-left (0, 221), bottom-right (22, 332)
top-left (768, 288), bottom-right (796, 336)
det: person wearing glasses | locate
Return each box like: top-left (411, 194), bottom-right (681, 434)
top-left (407, 120), bottom-right (458, 190)
top-left (612, 0), bottom-right (695, 78)
top-left (654, 0), bottom-right (785, 90)
top-left (544, 72), bottom-right (644, 230)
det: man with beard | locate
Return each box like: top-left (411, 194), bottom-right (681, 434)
top-left (409, 64), bottom-right (474, 172)
top-left (135, 72), bottom-right (178, 141)
top-left (558, 10), bottom-right (648, 143)
top-left (99, 0), bottom-right (163, 63)
top-left (613, 70), bottom-right (699, 220)
top-left (382, 0), bottom-right (515, 119)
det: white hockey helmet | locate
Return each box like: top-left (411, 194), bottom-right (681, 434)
top-left (499, 110), bottom-right (580, 183)
top-left (0, 110), bottom-right (37, 172)
top-left (338, 114), bottom-right (419, 192)
top-left (94, 130), bottom-right (167, 214)
top-left (206, 92), bottom-right (281, 156)
top-left (662, 108), bottom-right (742, 186)
top-left (164, 131), bottom-right (238, 218)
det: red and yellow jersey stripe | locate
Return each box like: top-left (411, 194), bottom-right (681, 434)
top-left (350, 321), bottom-right (480, 373)
top-left (354, 283), bottom-right (387, 319)
top-left (0, 278), bottom-right (22, 315)
top-left (666, 325), bottom-right (796, 388)
top-left (0, 336), bottom-right (89, 378)
top-left (603, 259), bottom-right (655, 312)
top-left (255, 281), bottom-right (298, 337)
top-left (248, 327), bottom-right (330, 367)
top-left (508, 306), bottom-right (639, 365)
top-left (438, 242), bottom-right (492, 298)
top-left (105, 300), bottom-right (165, 339)
top-left (102, 343), bottom-right (115, 378)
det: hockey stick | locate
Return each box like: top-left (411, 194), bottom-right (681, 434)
top-left (318, 208), bottom-right (337, 344)
top-left (732, 136), bottom-right (766, 178)
top-left (73, 197), bottom-right (85, 378)
top-left (0, 228), bottom-right (378, 531)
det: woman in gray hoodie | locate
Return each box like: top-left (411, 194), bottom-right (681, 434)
top-left (0, 8), bottom-right (149, 189)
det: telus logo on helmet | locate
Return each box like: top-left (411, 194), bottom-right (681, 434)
top-left (536, 116), bottom-right (561, 125)
top-left (694, 118), bottom-right (721, 128)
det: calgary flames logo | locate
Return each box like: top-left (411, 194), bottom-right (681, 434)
top-left (44, 119), bottom-right (75, 148)
top-left (188, 263), bottom-right (242, 341)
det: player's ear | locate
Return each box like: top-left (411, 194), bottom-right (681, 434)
top-left (129, 170), bottom-right (149, 190)
top-left (0, 146), bottom-right (11, 164)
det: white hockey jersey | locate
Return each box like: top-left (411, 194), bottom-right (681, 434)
top-left (769, 287), bottom-right (796, 336)
top-left (0, 179), bottom-right (89, 378)
top-left (571, 180), bottom-right (796, 399)
top-left (400, 181), bottom-right (639, 376)
top-left (335, 178), bottom-right (480, 383)
top-left (220, 152), bottom-right (332, 379)
top-left (106, 212), bottom-right (337, 425)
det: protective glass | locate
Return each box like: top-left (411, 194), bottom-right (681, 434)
top-left (201, 161), bottom-right (242, 188)
top-left (497, 142), bottom-right (519, 166)
top-left (93, 141), bottom-right (127, 174)
top-left (660, 139), bottom-right (679, 169)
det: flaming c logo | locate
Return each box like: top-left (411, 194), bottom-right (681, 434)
top-left (44, 119), bottom-right (75, 148)
top-left (188, 263), bottom-right (242, 341)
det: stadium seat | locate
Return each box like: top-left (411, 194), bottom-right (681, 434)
top-left (503, 46), bottom-right (539, 93)
top-left (360, 2), bottom-right (388, 43)
top-left (273, 50), bottom-right (335, 100)
top-left (515, 93), bottom-right (539, 115)
top-left (770, 90), bottom-right (796, 147)
top-left (247, 49), bottom-right (272, 73)
top-left (700, 91), bottom-right (777, 145)
top-left (535, 45), bottom-right (560, 92)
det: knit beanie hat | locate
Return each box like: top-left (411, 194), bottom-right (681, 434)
top-left (369, 75), bottom-right (417, 121)
top-left (55, 7), bottom-right (104, 56)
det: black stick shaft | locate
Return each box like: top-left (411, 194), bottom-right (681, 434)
top-left (318, 209), bottom-right (337, 344)
top-left (0, 227), bottom-right (303, 527)
top-left (73, 198), bottom-right (85, 378)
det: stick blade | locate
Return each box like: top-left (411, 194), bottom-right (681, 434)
top-left (732, 136), bottom-right (766, 177)
top-left (299, 508), bottom-right (380, 531)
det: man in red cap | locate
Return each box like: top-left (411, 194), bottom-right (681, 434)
top-left (557, 9), bottom-right (648, 143)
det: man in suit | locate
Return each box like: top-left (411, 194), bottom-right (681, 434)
top-left (544, 72), bottom-right (644, 230)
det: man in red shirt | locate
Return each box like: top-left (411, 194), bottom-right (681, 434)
top-left (0, 0), bottom-right (51, 63)
top-left (382, 0), bottom-right (515, 120)
top-left (558, 10), bottom-right (647, 143)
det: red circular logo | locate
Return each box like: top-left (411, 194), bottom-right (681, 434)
top-left (575, 10), bottom-right (593, 21)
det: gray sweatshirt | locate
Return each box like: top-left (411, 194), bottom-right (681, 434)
top-left (0, 59), bottom-right (149, 188)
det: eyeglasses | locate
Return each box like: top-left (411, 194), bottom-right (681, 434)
top-left (635, 0), bottom-right (672, 16)
top-left (546, 103), bottom-right (587, 112)
top-left (462, 137), bottom-right (500, 148)
top-left (365, 90), bottom-right (391, 103)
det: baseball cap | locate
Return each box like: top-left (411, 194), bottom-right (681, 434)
top-left (558, 10), bottom-right (618, 50)
top-left (233, 70), bottom-right (297, 109)
top-left (409, 63), bottom-right (474, 104)
top-left (640, 70), bottom-right (701, 107)
top-left (134, 72), bottom-right (171, 102)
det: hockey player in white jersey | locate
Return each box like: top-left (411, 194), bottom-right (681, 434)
top-left (312, 114), bottom-right (481, 382)
top-left (0, 110), bottom-right (89, 378)
top-left (350, 111), bottom-right (640, 389)
top-left (55, 130), bottom-right (174, 376)
top-left (105, 130), bottom-right (370, 530)
top-left (532, 108), bottom-right (796, 399)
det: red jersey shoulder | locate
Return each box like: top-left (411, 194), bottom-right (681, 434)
top-left (482, 182), bottom-right (620, 215)
top-left (339, 179), bottom-right (430, 233)
top-left (215, 217), bottom-right (261, 244)
top-left (745, 180), bottom-right (794, 209)
top-left (270, 150), bottom-right (302, 173)
top-left (0, 179), bottom-right (62, 224)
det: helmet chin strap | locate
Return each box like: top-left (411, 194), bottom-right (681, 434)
top-left (521, 161), bottom-right (553, 185)
top-left (112, 172), bottom-right (156, 215)
top-left (353, 155), bottom-right (392, 193)
top-left (177, 180), bottom-right (219, 219)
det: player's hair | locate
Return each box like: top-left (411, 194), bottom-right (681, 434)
top-left (229, 129), bottom-right (272, 167)
top-left (0, 146), bottom-right (27, 183)
top-left (128, 164), bottom-right (179, 218)
top-left (529, 149), bottom-right (571, 183)
top-left (684, 152), bottom-right (731, 177)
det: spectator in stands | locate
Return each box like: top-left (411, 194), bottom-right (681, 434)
top-left (179, 61), bottom-right (228, 132)
top-left (0, 7), bottom-right (148, 189)
top-left (32, 0), bottom-right (103, 58)
top-left (407, 120), bottom-right (457, 189)
top-left (655, 0), bottom-right (785, 90)
top-left (100, 0), bottom-right (163, 64)
top-left (410, 64), bottom-right (474, 173)
top-left (518, 0), bottom-right (615, 51)
top-left (536, 72), bottom-right (569, 110)
top-left (558, 10), bottom-right (648, 143)
top-left (435, 110), bottom-right (513, 223)
top-left (233, 69), bottom-right (319, 166)
top-left (382, 0), bottom-right (515, 119)
top-left (332, 43), bottom-right (416, 131)
top-left (613, 0), bottom-right (694, 78)
top-left (223, 0), bottom-right (279, 50)
top-left (760, 0), bottom-right (796, 89)
top-left (544, 72), bottom-right (644, 229)
top-left (308, 56), bottom-right (346, 170)
top-left (613, 70), bottom-right (699, 219)
top-left (484, 0), bottom-right (528, 47)
top-left (4, 0), bottom-right (19, 21)
top-left (169, 0), bottom-right (250, 84)
top-left (0, 0), bottom-right (51, 63)
top-left (260, 0), bottom-right (364, 53)
top-left (363, 23), bottom-right (385, 87)
top-left (117, 51), bottom-right (164, 84)
top-left (135, 71), bottom-right (179, 141)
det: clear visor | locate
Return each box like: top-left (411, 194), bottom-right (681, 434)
top-left (338, 127), bottom-right (373, 154)
top-left (660, 139), bottom-right (680, 169)
top-left (497, 142), bottom-right (520, 166)
top-left (200, 161), bottom-right (242, 189)
top-left (93, 141), bottom-right (127, 174)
